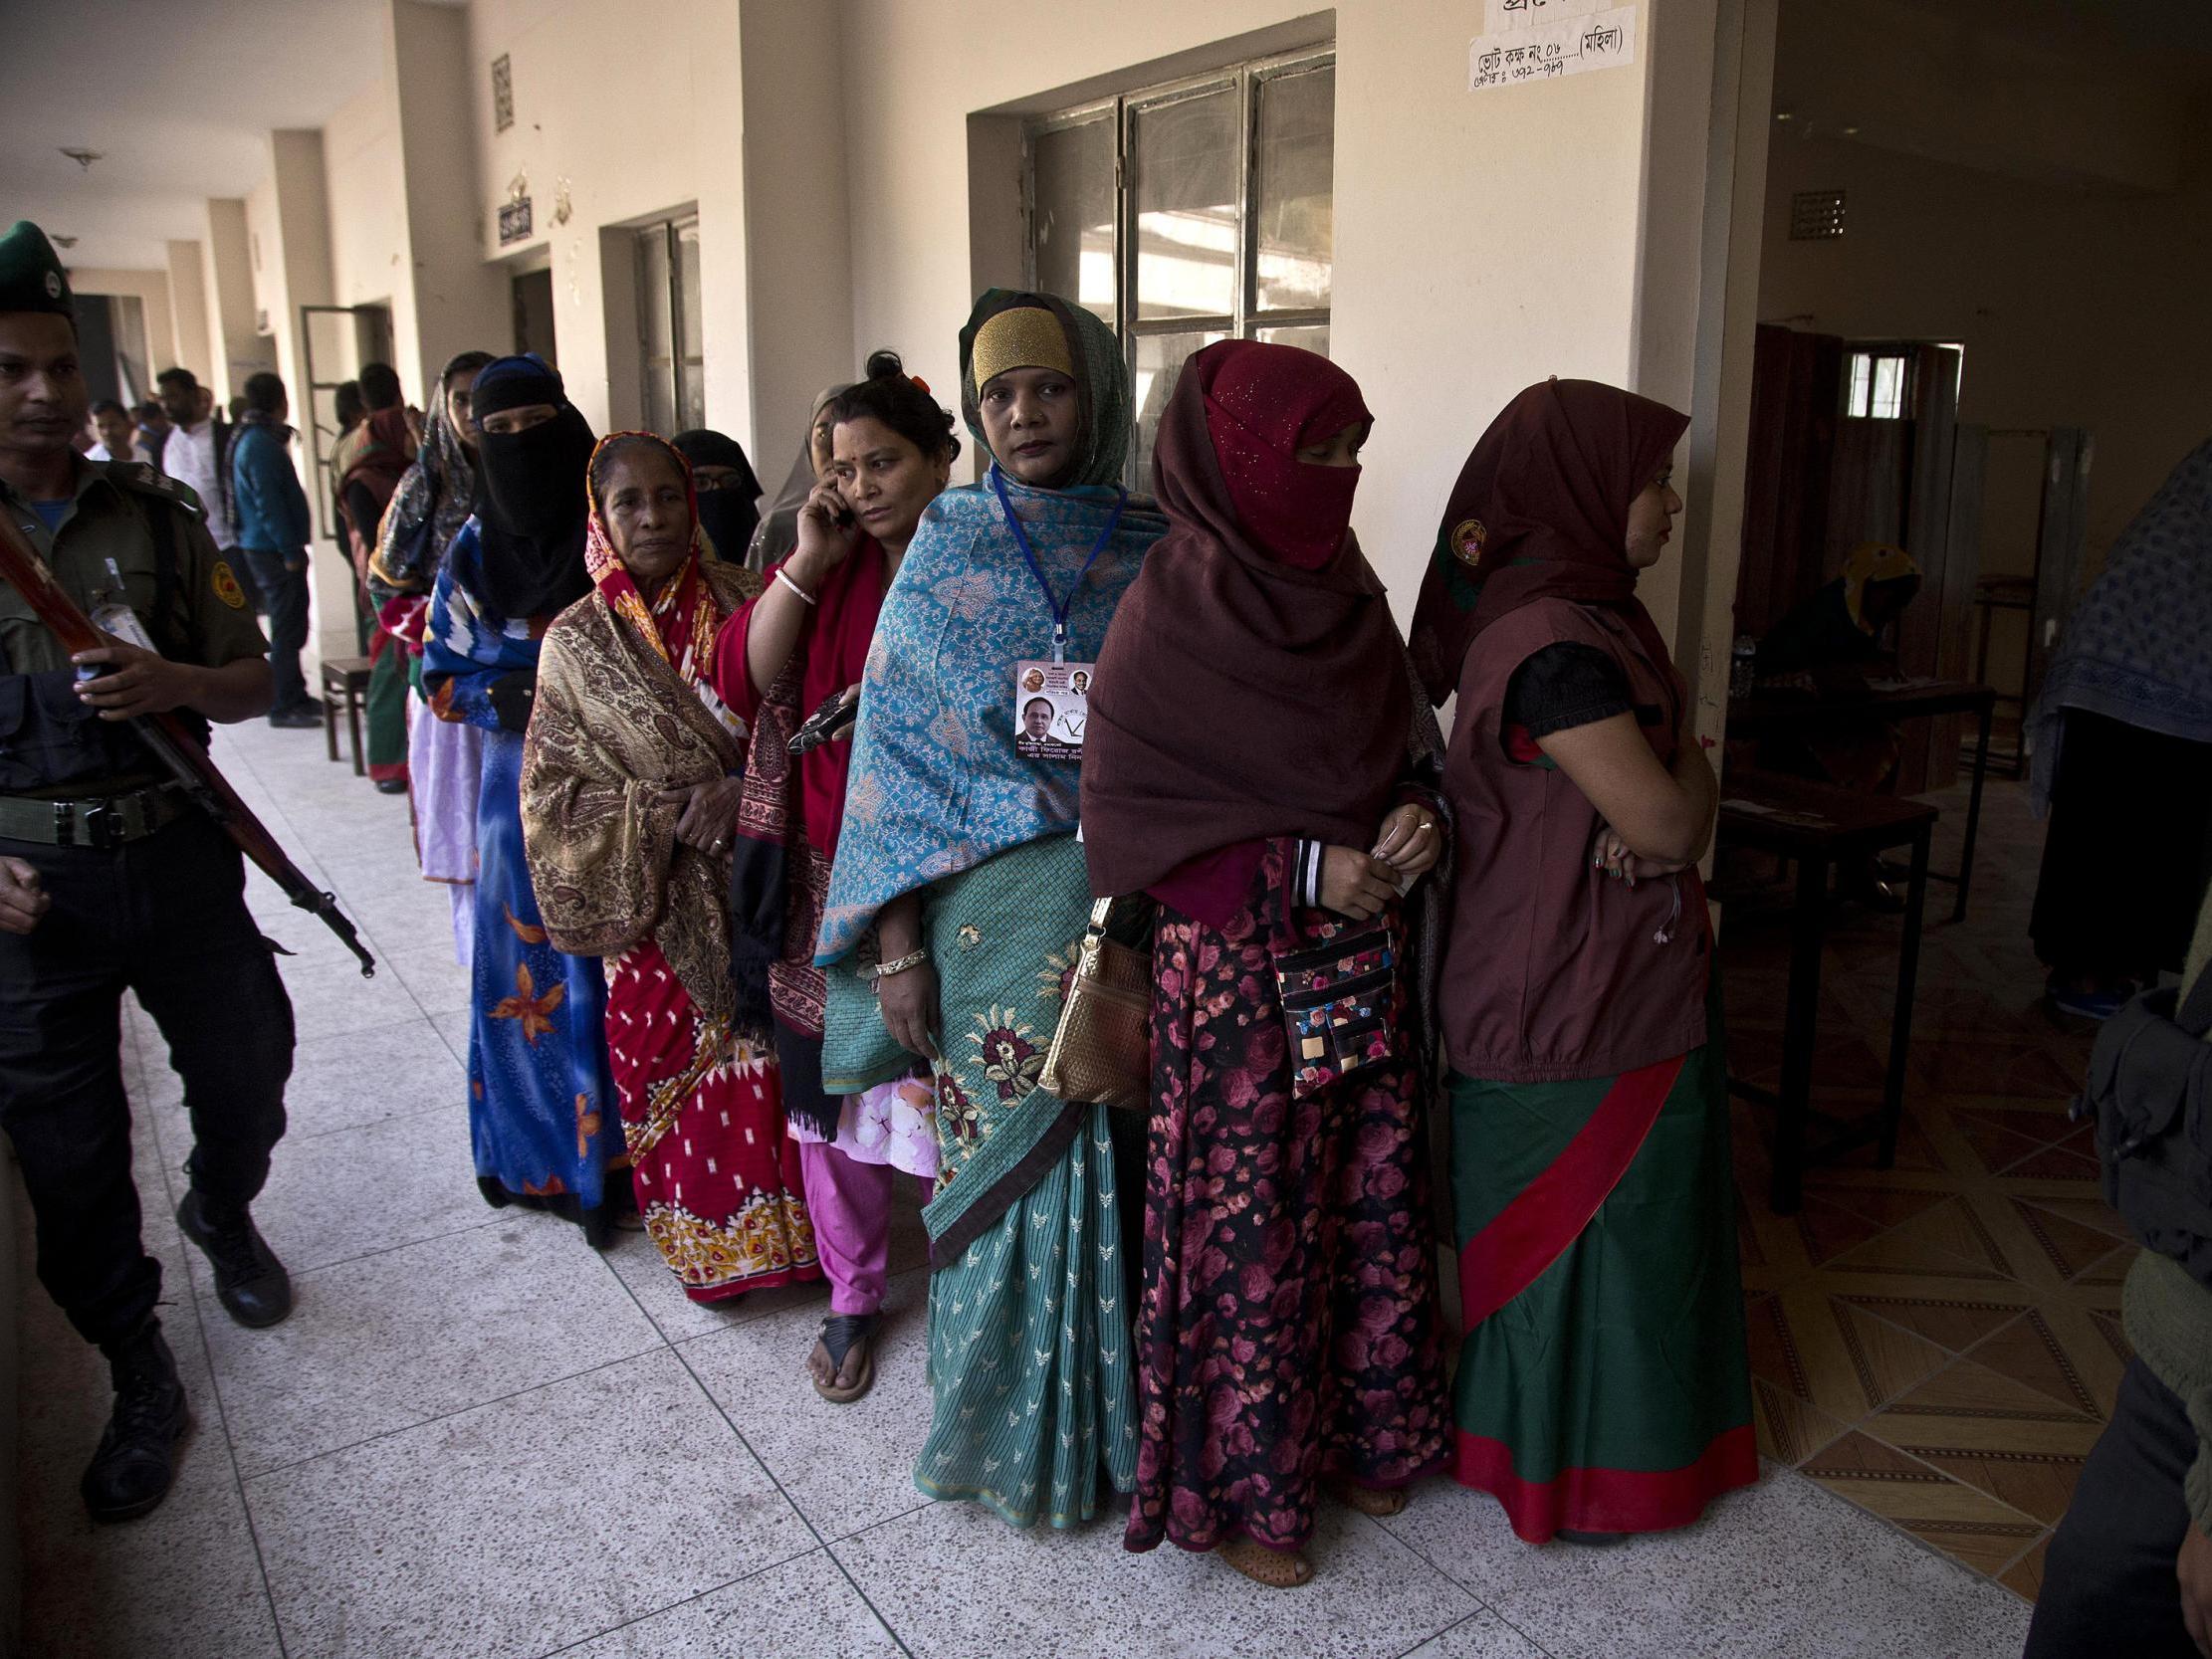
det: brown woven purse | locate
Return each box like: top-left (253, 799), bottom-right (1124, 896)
top-left (1039, 897), bottom-right (1152, 1111)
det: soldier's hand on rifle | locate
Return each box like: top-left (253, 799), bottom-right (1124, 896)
top-left (71, 637), bottom-right (202, 722)
top-left (0, 857), bottom-right (50, 936)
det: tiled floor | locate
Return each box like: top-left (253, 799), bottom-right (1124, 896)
top-left (1718, 762), bottom-right (2120, 1604)
top-left (13, 718), bottom-right (2039, 1658)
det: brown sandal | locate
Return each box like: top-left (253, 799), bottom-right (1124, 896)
top-left (1332, 1482), bottom-right (1409, 1518)
top-left (1217, 1536), bottom-right (1314, 1588)
top-left (808, 1313), bottom-right (877, 1404)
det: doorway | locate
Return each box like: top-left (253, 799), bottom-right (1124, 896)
top-left (511, 269), bottom-right (556, 366)
top-left (300, 302), bottom-right (395, 544)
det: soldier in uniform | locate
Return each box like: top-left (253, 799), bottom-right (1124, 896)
top-left (0, 220), bottom-right (299, 1522)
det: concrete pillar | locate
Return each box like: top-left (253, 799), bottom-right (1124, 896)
top-left (248, 128), bottom-right (355, 666)
top-left (200, 198), bottom-right (267, 406)
top-left (736, 0), bottom-right (850, 461)
top-left (164, 240), bottom-right (214, 385)
top-left (389, 0), bottom-right (509, 397)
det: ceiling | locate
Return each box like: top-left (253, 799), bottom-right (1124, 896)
top-left (0, 0), bottom-right (425, 271)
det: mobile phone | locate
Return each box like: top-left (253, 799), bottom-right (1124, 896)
top-left (788, 688), bottom-right (859, 756)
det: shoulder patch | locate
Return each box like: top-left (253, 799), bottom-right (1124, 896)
top-left (210, 559), bottom-right (249, 610)
top-left (110, 463), bottom-right (205, 518)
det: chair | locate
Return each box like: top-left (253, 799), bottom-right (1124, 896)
top-left (319, 656), bottom-right (374, 776)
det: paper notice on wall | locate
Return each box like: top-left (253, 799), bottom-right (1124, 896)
top-left (1468, 3), bottom-right (1638, 91)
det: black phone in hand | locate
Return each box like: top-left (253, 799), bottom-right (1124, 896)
top-left (788, 689), bottom-right (858, 756)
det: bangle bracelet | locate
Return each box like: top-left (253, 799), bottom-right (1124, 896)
top-left (775, 567), bottom-right (818, 607)
top-left (871, 946), bottom-right (929, 981)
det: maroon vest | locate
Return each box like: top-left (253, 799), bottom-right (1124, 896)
top-left (1438, 598), bottom-right (1709, 1083)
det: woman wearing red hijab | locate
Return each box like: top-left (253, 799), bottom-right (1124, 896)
top-left (1408, 378), bottom-right (1753, 1549)
top-left (1085, 341), bottom-right (1451, 1588)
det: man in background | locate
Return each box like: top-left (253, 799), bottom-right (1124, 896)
top-left (133, 398), bottom-right (170, 472)
top-left (229, 371), bottom-right (321, 728)
top-left (155, 366), bottom-right (234, 556)
top-left (83, 399), bottom-right (147, 466)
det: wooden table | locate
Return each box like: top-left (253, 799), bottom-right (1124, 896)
top-left (1717, 771), bottom-right (1938, 1214)
top-left (1726, 678), bottom-right (1996, 925)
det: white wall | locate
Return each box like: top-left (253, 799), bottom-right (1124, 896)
top-left (833, 0), bottom-right (1686, 630)
top-left (465, 0), bottom-right (750, 440)
top-left (321, 75), bottom-right (415, 396)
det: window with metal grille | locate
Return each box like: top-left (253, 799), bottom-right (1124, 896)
top-left (492, 55), bottom-right (515, 133)
top-left (1024, 49), bottom-right (1335, 489)
top-left (1789, 188), bottom-right (1846, 241)
top-left (635, 215), bottom-right (704, 437)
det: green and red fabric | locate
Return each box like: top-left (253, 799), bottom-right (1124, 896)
top-left (1447, 995), bottom-right (1754, 1542)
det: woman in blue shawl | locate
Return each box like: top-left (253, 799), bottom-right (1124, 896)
top-left (2028, 436), bottom-right (2212, 1020)
top-left (423, 355), bottom-right (624, 1243)
top-left (817, 291), bottom-right (1165, 1527)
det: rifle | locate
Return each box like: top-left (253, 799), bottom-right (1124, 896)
top-left (0, 513), bottom-right (377, 977)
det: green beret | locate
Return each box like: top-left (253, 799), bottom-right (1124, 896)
top-left (0, 221), bottom-right (74, 316)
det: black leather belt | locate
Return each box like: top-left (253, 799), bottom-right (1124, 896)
top-left (0, 785), bottom-right (188, 849)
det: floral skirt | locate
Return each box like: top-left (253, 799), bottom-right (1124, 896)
top-left (1125, 857), bottom-right (1449, 1555)
top-left (609, 938), bottom-right (822, 1304)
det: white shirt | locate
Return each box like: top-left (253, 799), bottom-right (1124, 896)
top-left (163, 418), bottom-right (235, 548)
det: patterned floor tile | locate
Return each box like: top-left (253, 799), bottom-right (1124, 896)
top-left (1798, 1432), bottom-right (2045, 1574)
top-left (1864, 1357), bottom-right (2101, 1524)
top-left (1720, 776), bottom-right (2130, 1603)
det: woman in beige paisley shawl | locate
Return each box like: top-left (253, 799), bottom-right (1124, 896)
top-left (523, 432), bottom-right (822, 1304)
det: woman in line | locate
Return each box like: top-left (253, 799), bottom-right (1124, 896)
top-left (522, 433), bottom-right (820, 1303)
top-left (372, 349), bottom-right (493, 965)
top-left (2027, 435), bottom-right (2212, 1021)
top-left (339, 400), bottom-right (423, 793)
top-left (1084, 340), bottom-right (1451, 1587)
top-left (671, 428), bottom-right (765, 562)
top-left (716, 352), bottom-right (951, 1397)
top-left (815, 291), bottom-right (1165, 1526)
top-left (1409, 377), bottom-right (1754, 1547)
top-left (747, 384), bottom-right (852, 571)
top-left (423, 354), bottom-right (626, 1244)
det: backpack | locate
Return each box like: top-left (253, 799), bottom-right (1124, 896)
top-left (2082, 972), bottom-right (2212, 1289)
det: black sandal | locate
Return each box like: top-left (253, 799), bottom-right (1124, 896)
top-left (811, 1312), bottom-right (878, 1403)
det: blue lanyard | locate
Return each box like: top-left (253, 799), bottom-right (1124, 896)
top-left (990, 464), bottom-right (1127, 664)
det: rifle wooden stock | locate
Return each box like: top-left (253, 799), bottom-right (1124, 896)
top-left (0, 512), bottom-right (377, 977)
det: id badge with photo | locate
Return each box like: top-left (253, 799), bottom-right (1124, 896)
top-left (1013, 659), bottom-right (1094, 760)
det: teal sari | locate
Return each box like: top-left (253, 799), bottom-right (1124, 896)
top-left (823, 835), bottom-right (1137, 1527)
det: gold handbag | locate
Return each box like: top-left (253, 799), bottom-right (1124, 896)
top-left (1040, 897), bottom-right (1152, 1111)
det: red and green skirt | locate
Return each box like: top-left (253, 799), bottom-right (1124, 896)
top-left (1447, 1003), bottom-right (1754, 1543)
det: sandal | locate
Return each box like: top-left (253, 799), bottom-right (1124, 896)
top-left (1217, 1536), bottom-right (1314, 1588)
top-left (1331, 1482), bottom-right (1408, 1518)
top-left (810, 1312), bottom-right (877, 1404)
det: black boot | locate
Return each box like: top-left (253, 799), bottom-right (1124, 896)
top-left (81, 1322), bottom-right (189, 1523)
top-left (176, 1189), bottom-right (294, 1328)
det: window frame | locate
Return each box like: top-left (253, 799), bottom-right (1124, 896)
top-left (635, 213), bottom-right (705, 437)
top-left (1022, 47), bottom-right (1336, 486)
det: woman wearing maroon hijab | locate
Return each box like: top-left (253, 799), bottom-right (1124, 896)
top-left (1085, 340), bottom-right (1451, 1588)
top-left (1408, 377), bottom-right (1753, 1548)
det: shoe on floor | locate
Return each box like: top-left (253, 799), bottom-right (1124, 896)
top-left (2047, 977), bottom-right (2132, 1022)
top-left (81, 1322), bottom-right (189, 1524)
top-left (373, 776), bottom-right (409, 795)
top-left (267, 705), bottom-right (322, 729)
top-left (176, 1189), bottom-right (294, 1328)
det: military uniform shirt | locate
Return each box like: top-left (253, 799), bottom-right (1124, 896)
top-left (1, 457), bottom-right (269, 789)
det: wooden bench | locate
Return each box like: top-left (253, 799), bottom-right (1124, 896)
top-left (1717, 771), bottom-right (1938, 1214)
top-left (319, 656), bottom-right (374, 776)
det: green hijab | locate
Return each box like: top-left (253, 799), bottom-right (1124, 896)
top-left (958, 288), bottom-right (1131, 490)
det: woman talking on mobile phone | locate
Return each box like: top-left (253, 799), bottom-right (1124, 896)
top-left (712, 351), bottom-right (956, 1402)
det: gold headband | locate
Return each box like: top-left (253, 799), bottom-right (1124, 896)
top-left (971, 307), bottom-right (1074, 390)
